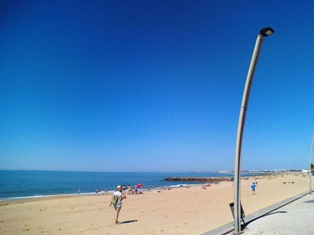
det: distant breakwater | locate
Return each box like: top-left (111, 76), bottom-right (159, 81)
top-left (164, 177), bottom-right (232, 183)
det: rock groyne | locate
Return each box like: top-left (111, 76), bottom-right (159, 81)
top-left (164, 177), bottom-right (232, 183)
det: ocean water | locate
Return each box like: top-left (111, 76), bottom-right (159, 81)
top-left (0, 170), bottom-right (234, 200)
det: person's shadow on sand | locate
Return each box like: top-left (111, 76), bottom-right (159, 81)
top-left (119, 220), bottom-right (138, 224)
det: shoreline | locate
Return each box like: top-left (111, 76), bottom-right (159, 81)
top-left (0, 172), bottom-right (285, 202)
top-left (1, 172), bottom-right (307, 203)
top-left (0, 183), bottom-right (202, 203)
top-left (0, 192), bottom-right (111, 204)
top-left (0, 170), bottom-right (241, 201)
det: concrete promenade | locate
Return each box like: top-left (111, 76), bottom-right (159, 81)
top-left (202, 191), bottom-right (314, 235)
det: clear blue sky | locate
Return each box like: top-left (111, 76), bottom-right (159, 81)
top-left (1, 1), bottom-right (313, 172)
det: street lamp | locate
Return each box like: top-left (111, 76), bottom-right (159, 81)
top-left (309, 135), bottom-right (314, 194)
top-left (260, 27), bottom-right (275, 37)
top-left (233, 27), bottom-right (274, 234)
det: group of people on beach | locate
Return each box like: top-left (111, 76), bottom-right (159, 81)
top-left (126, 184), bottom-right (143, 195)
top-left (201, 184), bottom-right (212, 189)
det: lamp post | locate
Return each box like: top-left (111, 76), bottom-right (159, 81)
top-left (309, 135), bottom-right (314, 194)
top-left (233, 27), bottom-right (274, 234)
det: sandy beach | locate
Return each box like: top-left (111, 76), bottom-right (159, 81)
top-left (0, 173), bottom-right (311, 235)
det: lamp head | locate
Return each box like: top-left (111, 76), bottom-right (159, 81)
top-left (260, 27), bottom-right (274, 37)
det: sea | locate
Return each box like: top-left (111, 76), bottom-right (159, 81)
top-left (0, 170), bottom-right (236, 201)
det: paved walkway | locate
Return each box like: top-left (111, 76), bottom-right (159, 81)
top-left (202, 191), bottom-right (314, 235)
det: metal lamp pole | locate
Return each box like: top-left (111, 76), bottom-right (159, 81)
top-left (309, 135), bottom-right (314, 194)
top-left (233, 27), bottom-right (274, 234)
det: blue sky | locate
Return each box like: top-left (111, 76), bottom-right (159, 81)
top-left (1, 0), bottom-right (313, 172)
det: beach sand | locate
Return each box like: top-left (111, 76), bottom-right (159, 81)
top-left (0, 173), bottom-right (311, 235)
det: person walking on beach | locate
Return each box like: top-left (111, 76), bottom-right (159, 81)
top-left (251, 182), bottom-right (256, 194)
top-left (109, 185), bottom-right (127, 224)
